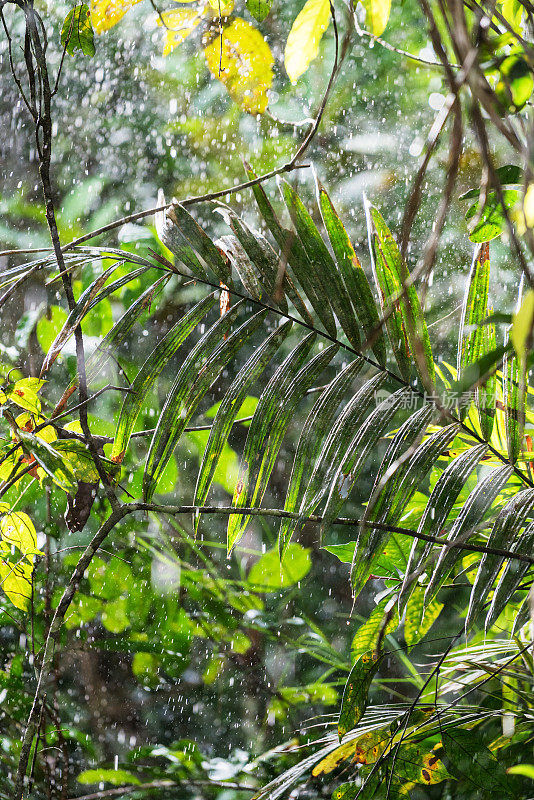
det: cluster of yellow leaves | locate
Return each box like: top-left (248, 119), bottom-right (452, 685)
top-left (89, 0), bottom-right (393, 111)
top-left (0, 504), bottom-right (41, 611)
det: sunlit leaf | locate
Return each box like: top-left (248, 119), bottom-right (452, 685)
top-left (284, 0), bottom-right (330, 84)
top-left (90, 0), bottom-right (143, 33)
top-left (204, 18), bottom-right (274, 114)
top-left (158, 8), bottom-right (204, 56)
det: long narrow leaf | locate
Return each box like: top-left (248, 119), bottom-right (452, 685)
top-left (245, 164), bottom-right (337, 337)
top-left (144, 306), bottom-right (267, 500)
top-left (194, 320), bottom-right (293, 526)
top-left (398, 444), bottom-right (487, 610)
top-left (227, 337), bottom-right (338, 552)
top-left (365, 200), bottom-right (434, 386)
top-left (466, 487), bottom-right (534, 629)
top-left (424, 464), bottom-right (513, 603)
top-left (485, 520), bottom-right (534, 630)
top-left (280, 178), bottom-right (362, 349)
top-left (112, 293), bottom-right (217, 463)
top-left (299, 372), bottom-right (387, 520)
top-left (278, 357), bottom-right (364, 556)
top-left (321, 388), bottom-right (409, 534)
top-left (318, 182), bottom-right (387, 364)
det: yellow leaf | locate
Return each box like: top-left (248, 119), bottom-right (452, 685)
top-left (204, 18), bottom-right (273, 114)
top-left (158, 8), bottom-right (204, 55)
top-left (511, 289), bottom-right (534, 362)
top-left (284, 0), bottom-right (330, 84)
top-left (15, 413), bottom-right (57, 444)
top-left (361, 0), bottom-right (392, 36)
top-left (0, 512), bottom-right (38, 562)
top-left (90, 0), bottom-right (143, 33)
top-left (0, 558), bottom-right (33, 611)
top-left (312, 739), bottom-right (358, 776)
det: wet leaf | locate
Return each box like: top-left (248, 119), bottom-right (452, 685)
top-left (246, 0), bottom-right (273, 22)
top-left (158, 8), bottom-right (204, 55)
top-left (247, 543), bottom-right (311, 590)
top-left (204, 18), bottom-right (274, 114)
top-left (61, 4), bottom-right (95, 56)
top-left (361, 0), bottom-right (391, 35)
top-left (284, 0), bottom-right (331, 84)
top-left (338, 651), bottom-right (383, 740)
top-left (90, 0), bottom-right (143, 33)
top-left (112, 293), bottom-right (217, 463)
top-left (441, 729), bottom-right (513, 796)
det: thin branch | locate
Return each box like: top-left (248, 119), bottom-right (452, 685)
top-left (69, 778), bottom-right (256, 800)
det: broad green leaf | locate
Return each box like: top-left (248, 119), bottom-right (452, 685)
top-left (441, 729), bottom-right (513, 797)
top-left (361, 0), bottom-right (391, 35)
top-left (112, 293), bottom-right (217, 463)
top-left (338, 651), bottom-right (383, 740)
top-left (424, 464), bottom-right (513, 604)
top-left (398, 444), bottom-right (486, 610)
top-left (396, 742), bottom-right (452, 786)
top-left (404, 585), bottom-right (443, 647)
top-left (284, 0), bottom-right (331, 84)
top-left (247, 543), bottom-right (311, 590)
top-left (144, 308), bottom-right (268, 502)
top-left (485, 520), bottom-right (534, 630)
top-left (279, 358), bottom-right (363, 556)
top-left (323, 541), bottom-right (357, 563)
top-left (53, 439), bottom-right (109, 483)
top-left (204, 18), bottom-right (274, 115)
top-left (496, 55), bottom-right (534, 112)
top-left (332, 774), bottom-right (382, 799)
top-left (459, 165), bottom-right (522, 200)
top-left (194, 320), bottom-right (292, 525)
top-left (61, 4), bottom-right (95, 56)
top-left (466, 487), bottom-right (534, 629)
top-left (465, 189), bottom-right (518, 242)
top-left (280, 179), bottom-right (362, 349)
top-left (312, 740), bottom-right (359, 777)
top-left (246, 0), bottom-right (273, 22)
top-left (318, 183), bottom-right (386, 364)
top-left (366, 202), bottom-right (434, 387)
top-left (321, 388), bottom-right (409, 536)
top-left (351, 597), bottom-right (399, 661)
top-left (228, 338), bottom-right (338, 551)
